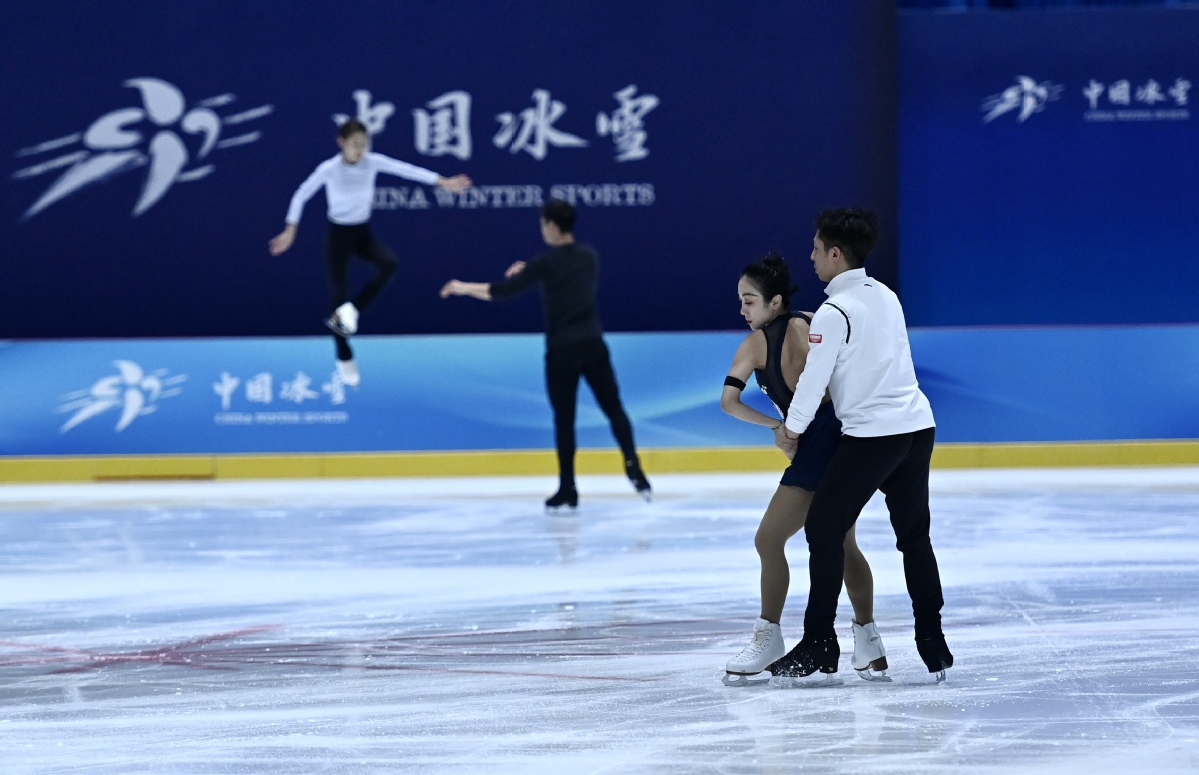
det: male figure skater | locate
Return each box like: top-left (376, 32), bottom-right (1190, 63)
top-left (269, 119), bottom-right (471, 386)
top-left (770, 207), bottom-right (953, 682)
top-left (439, 199), bottom-right (651, 510)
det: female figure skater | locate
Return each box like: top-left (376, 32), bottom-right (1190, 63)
top-left (721, 252), bottom-right (888, 684)
top-left (269, 119), bottom-right (471, 386)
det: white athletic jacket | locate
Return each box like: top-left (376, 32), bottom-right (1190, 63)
top-left (784, 268), bottom-right (934, 438)
top-left (285, 152), bottom-right (440, 226)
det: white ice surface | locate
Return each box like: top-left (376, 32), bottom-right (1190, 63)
top-left (1, 469), bottom-right (1198, 774)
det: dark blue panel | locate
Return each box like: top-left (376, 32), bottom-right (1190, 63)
top-left (1, 1), bottom-right (896, 338)
top-left (899, 7), bottom-right (1199, 326)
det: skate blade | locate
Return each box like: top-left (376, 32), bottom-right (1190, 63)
top-left (545, 504), bottom-right (578, 514)
top-left (325, 318), bottom-right (353, 337)
top-left (855, 668), bottom-right (892, 683)
top-left (934, 669), bottom-right (947, 683)
top-left (769, 673), bottom-right (843, 689)
top-left (722, 672), bottom-right (771, 688)
top-left (638, 491), bottom-right (653, 503)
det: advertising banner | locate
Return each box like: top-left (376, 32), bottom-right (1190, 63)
top-left (0, 333), bottom-right (771, 455)
top-left (3, 325), bottom-right (1196, 456)
top-left (2, 1), bottom-right (897, 340)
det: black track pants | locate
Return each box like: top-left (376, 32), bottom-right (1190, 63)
top-left (801, 426), bottom-right (945, 641)
top-left (544, 338), bottom-right (638, 488)
top-left (325, 223), bottom-right (398, 361)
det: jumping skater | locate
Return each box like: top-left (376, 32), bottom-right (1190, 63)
top-left (439, 198), bottom-right (651, 510)
top-left (773, 207), bottom-right (952, 683)
top-left (269, 118), bottom-right (471, 386)
top-left (720, 252), bottom-right (888, 686)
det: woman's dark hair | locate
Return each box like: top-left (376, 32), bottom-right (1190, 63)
top-left (741, 251), bottom-right (797, 307)
top-left (338, 118), bottom-right (369, 139)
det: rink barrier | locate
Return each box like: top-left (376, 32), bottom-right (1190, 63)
top-left (2, 440), bottom-right (1199, 482)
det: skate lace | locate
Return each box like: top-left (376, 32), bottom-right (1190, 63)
top-left (735, 626), bottom-right (773, 661)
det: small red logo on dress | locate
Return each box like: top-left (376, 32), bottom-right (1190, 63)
top-left (809, 334), bottom-right (822, 343)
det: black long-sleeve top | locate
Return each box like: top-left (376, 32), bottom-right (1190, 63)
top-left (488, 243), bottom-right (605, 349)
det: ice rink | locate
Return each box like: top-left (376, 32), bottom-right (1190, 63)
top-left (1, 467), bottom-right (1198, 774)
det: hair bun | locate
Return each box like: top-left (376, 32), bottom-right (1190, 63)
top-left (741, 251), bottom-right (798, 306)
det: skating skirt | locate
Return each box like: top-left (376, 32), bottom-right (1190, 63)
top-left (779, 400), bottom-right (842, 492)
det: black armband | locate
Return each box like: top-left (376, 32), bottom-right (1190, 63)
top-left (724, 375), bottom-right (746, 391)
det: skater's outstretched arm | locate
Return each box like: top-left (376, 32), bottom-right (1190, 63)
top-left (441, 255), bottom-right (545, 303)
top-left (437, 174), bottom-right (472, 193)
top-left (439, 280), bottom-right (492, 301)
top-left (371, 153), bottom-right (472, 193)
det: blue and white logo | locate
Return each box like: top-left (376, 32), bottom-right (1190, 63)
top-left (12, 77), bottom-right (272, 218)
top-left (981, 76), bottom-right (1063, 124)
top-left (58, 360), bottom-right (186, 432)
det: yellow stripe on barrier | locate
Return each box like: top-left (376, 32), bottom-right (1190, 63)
top-left (1, 441), bottom-right (1198, 483)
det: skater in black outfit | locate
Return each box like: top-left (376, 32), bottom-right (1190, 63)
top-left (269, 119), bottom-right (471, 386)
top-left (439, 199), bottom-right (651, 510)
top-left (770, 207), bottom-right (952, 683)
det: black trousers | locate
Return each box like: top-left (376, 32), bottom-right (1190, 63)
top-left (544, 338), bottom-right (638, 488)
top-left (802, 426), bottom-right (944, 641)
top-left (325, 223), bottom-right (398, 361)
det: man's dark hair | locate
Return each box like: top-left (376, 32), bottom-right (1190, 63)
top-left (741, 252), bottom-right (797, 309)
top-left (815, 207), bottom-right (880, 268)
top-left (338, 119), bottom-right (369, 139)
top-left (541, 198), bottom-right (576, 234)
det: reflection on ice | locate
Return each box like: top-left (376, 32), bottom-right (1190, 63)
top-left (1, 469), bottom-right (1198, 773)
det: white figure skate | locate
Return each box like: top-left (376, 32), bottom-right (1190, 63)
top-left (722, 618), bottom-right (784, 687)
top-left (327, 302), bottom-right (359, 336)
top-left (335, 358), bottom-right (360, 388)
top-left (851, 621), bottom-right (891, 682)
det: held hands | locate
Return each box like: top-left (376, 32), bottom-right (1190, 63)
top-left (437, 174), bottom-right (473, 193)
top-left (774, 423), bottom-right (799, 460)
top-left (268, 224), bottom-right (297, 256)
top-left (439, 280), bottom-right (464, 298)
top-left (504, 260), bottom-right (526, 279)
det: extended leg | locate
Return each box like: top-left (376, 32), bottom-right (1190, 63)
top-left (579, 341), bottom-right (638, 462)
top-left (580, 340), bottom-right (650, 499)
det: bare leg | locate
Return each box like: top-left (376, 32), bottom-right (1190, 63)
top-left (755, 485), bottom-right (811, 623)
top-left (755, 485), bottom-right (875, 625)
top-left (843, 522), bottom-right (875, 625)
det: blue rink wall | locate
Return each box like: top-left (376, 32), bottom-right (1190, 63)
top-left (1, 326), bottom-right (1196, 462)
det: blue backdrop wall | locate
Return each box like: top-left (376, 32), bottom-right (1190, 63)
top-left (1, 0), bottom-right (898, 340)
top-left (6, 4), bottom-right (1199, 457)
top-left (899, 7), bottom-right (1199, 326)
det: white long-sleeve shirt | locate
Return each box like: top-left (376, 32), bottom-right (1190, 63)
top-left (285, 152), bottom-right (440, 226)
top-left (785, 268), bottom-right (934, 438)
